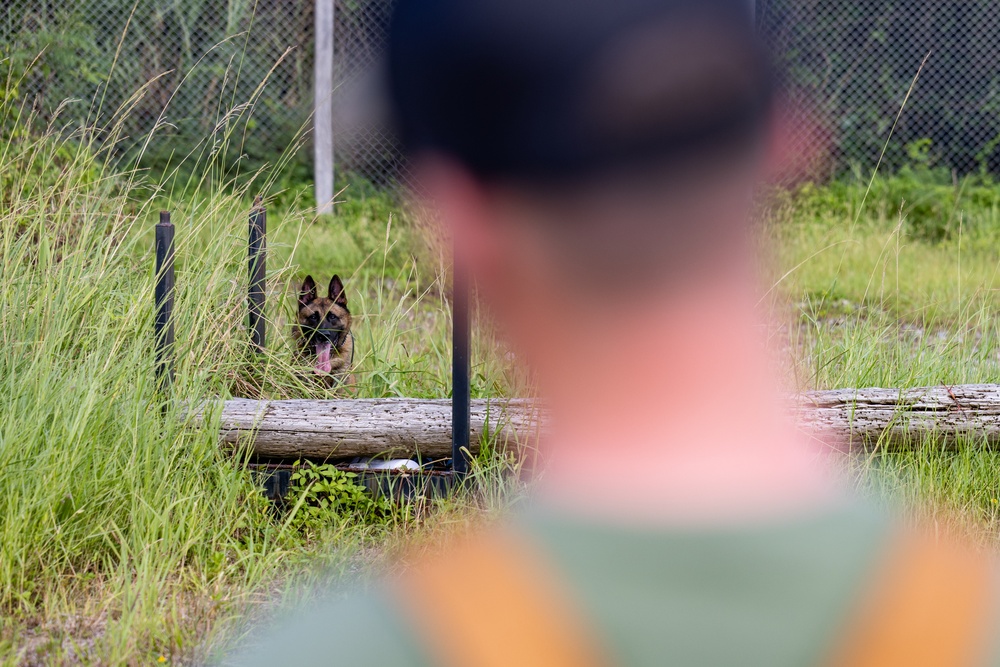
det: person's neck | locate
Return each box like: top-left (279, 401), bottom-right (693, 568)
top-left (531, 280), bottom-right (841, 525)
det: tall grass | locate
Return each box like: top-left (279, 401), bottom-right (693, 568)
top-left (0, 114), bottom-right (274, 663)
top-left (0, 56), bottom-right (525, 663)
top-left (764, 169), bottom-right (1000, 545)
top-left (766, 171), bottom-right (1000, 389)
top-left (11, 24), bottom-right (1000, 661)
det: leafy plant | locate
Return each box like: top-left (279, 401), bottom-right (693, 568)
top-left (287, 461), bottom-right (394, 529)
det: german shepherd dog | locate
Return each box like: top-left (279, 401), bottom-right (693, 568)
top-left (295, 275), bottom-right (354, 386)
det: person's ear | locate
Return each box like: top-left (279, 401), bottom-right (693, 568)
top-left (414, 154), bottom-right (502, 267)
top-left (763, 100), bottom-right (830, 184)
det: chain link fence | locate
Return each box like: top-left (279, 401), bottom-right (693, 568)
top-left (4, 1), bottom-right (1000, 187)
top-left (761, 0), bottom-right (1000, 177)
top-left (1, 0), bottom-right (408, 187)
top-left (2, 0), bottom-right (315, 178)
top-left (328, 0), bottom-right (414, 188)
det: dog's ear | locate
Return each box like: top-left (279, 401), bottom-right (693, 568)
top-left (329, 274), bottom-right (347, 308)
top-left (299, 275), bottom-right (318, 308)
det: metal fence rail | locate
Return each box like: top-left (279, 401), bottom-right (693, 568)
top-left (4, 1), bottom-right (1000, 188)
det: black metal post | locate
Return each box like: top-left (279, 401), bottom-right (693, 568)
top-left (249, 197), bottom-right (267, 353)
top-left (154, 211), bottom-right (175, 390)
top-left (452, 246), bottom-right (471, 475)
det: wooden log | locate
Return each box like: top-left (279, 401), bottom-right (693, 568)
top-left (190, 384), bottom-right (1000, 461)
top-left (195, 398), bottom-right (543, 460)
top-left (793, 383), bottom-right (1000, 450)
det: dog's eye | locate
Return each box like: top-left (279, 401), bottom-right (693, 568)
top-left (326, 313), bottom-right (338, 323)
top-left (308, 313), bottom-right (320, 323)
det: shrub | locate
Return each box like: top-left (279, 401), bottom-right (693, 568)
top-left (287, 461), bottom-right (395, 531)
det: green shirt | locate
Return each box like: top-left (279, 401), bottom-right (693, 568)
top-left (227, 503), bottom-right (975, 666)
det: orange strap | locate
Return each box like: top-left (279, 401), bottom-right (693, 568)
top-left (393, 531), bottom-right (609, 667)
top-left (828, 534), bottom-right (995, 667)
top-left (395, 531), bottom-right (995, 667)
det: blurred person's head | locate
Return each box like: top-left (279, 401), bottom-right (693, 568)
top-left (387, 0), bottom-right (774, 387)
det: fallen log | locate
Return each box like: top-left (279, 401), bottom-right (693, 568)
top-left (196, 398), bottom-right (543, 460)
top-left (794, 383), bottom-right (1000, 450)
top-left (192, 384), bottom-right (1000, 461)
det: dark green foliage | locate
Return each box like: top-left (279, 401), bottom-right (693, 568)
top-left (790, 150), bottom-right (1000, 242)
top-left (3, 0), bottom-right (314, 178)
top-left (1, 6), bottom-right (108, 103)
top-left (287, 461), bottom-right (394, 530)
top-left (762, 0), bottom-right (1000, 175)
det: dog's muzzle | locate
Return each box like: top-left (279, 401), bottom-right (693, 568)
top-left (312, 329), bottom-right (344, 374)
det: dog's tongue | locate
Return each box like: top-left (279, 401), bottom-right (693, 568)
top-left (315, 341), bottom-right (332, 374)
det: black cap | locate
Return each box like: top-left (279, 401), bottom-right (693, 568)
top-left (387, 0), bottom-right (772, 182)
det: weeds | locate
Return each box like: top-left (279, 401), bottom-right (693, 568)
top-left (764, 167), bottom-right (1000, 546)
top-left (0, 54), bottom-right (521, 664)
top-left (286, 463), bottom-right (396, 532)
top-left (7, 16), bottom-right (1000, 662)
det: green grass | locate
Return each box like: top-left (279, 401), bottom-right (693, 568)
top-left (9, 50), bottom-right (1000, 662)
top-left (0, 77), bottom-right (525, 665)
top-left (766, 169), bottom-right (1000, 388)
top-left (765, 168), bottom-right (1000, 544)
